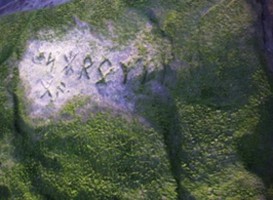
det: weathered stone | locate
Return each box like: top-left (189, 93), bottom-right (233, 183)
top-left (19, 21), bottom-right (172, 117)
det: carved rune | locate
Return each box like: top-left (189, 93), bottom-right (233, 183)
top-left (56, 82), bottom-right (66, 98)
top-left (79, 55), bottom-right (94, 80)
top-left (120, 62), bottom-right (128, 84)
top-left (63, 52), bottom-right (78, 76)
top-left (46, 52), bottom-right (55, 72)
top-left (96, 58), bottom-right (113, 84)
top-left (40, 80), bottom-right (53, 99)
top-left (32, 52), bottom-right (46, 64)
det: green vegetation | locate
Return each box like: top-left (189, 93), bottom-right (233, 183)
top-left (159, 0), bottom-right (273, 199)
top-left (0, 0), bottom-right (273, 199)
top-left (6, 113), bottom-right (176, 199)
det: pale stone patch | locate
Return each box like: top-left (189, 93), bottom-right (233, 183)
top-left (19, 23), bottom-right (171, 118)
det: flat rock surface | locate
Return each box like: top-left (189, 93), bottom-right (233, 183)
top-left (19, 23), bottom-right (171, 117)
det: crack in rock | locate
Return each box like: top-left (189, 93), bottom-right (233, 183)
top-left (258, 0), bottom-right (273, 73)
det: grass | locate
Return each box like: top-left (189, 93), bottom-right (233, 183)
top-left (161, 0), bottom-right (273, 198)
top-left (8, 113), bottom-right (177, 199)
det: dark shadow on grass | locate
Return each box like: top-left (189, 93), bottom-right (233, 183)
top-left (237, 96), bottom-right (273, 199)
top-left (0, 184), bottom-right (11, 200)
top-left (236, 1), bottom-right (273, 199)
top-left (10, 81), bottom-right (62, 200)
top-left (135, 64), bottom-right (195, 200)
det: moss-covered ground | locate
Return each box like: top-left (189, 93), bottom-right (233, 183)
top-left (1, 0), bottom-right (273, 199)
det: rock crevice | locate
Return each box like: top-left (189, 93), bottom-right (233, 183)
top-left (258, 0), bottom-right (273, 73)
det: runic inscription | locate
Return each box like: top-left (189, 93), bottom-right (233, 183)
top-left (18, 27), bottom-right (169, 117)
top-left (30, 50), bottom-right (149, 102)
